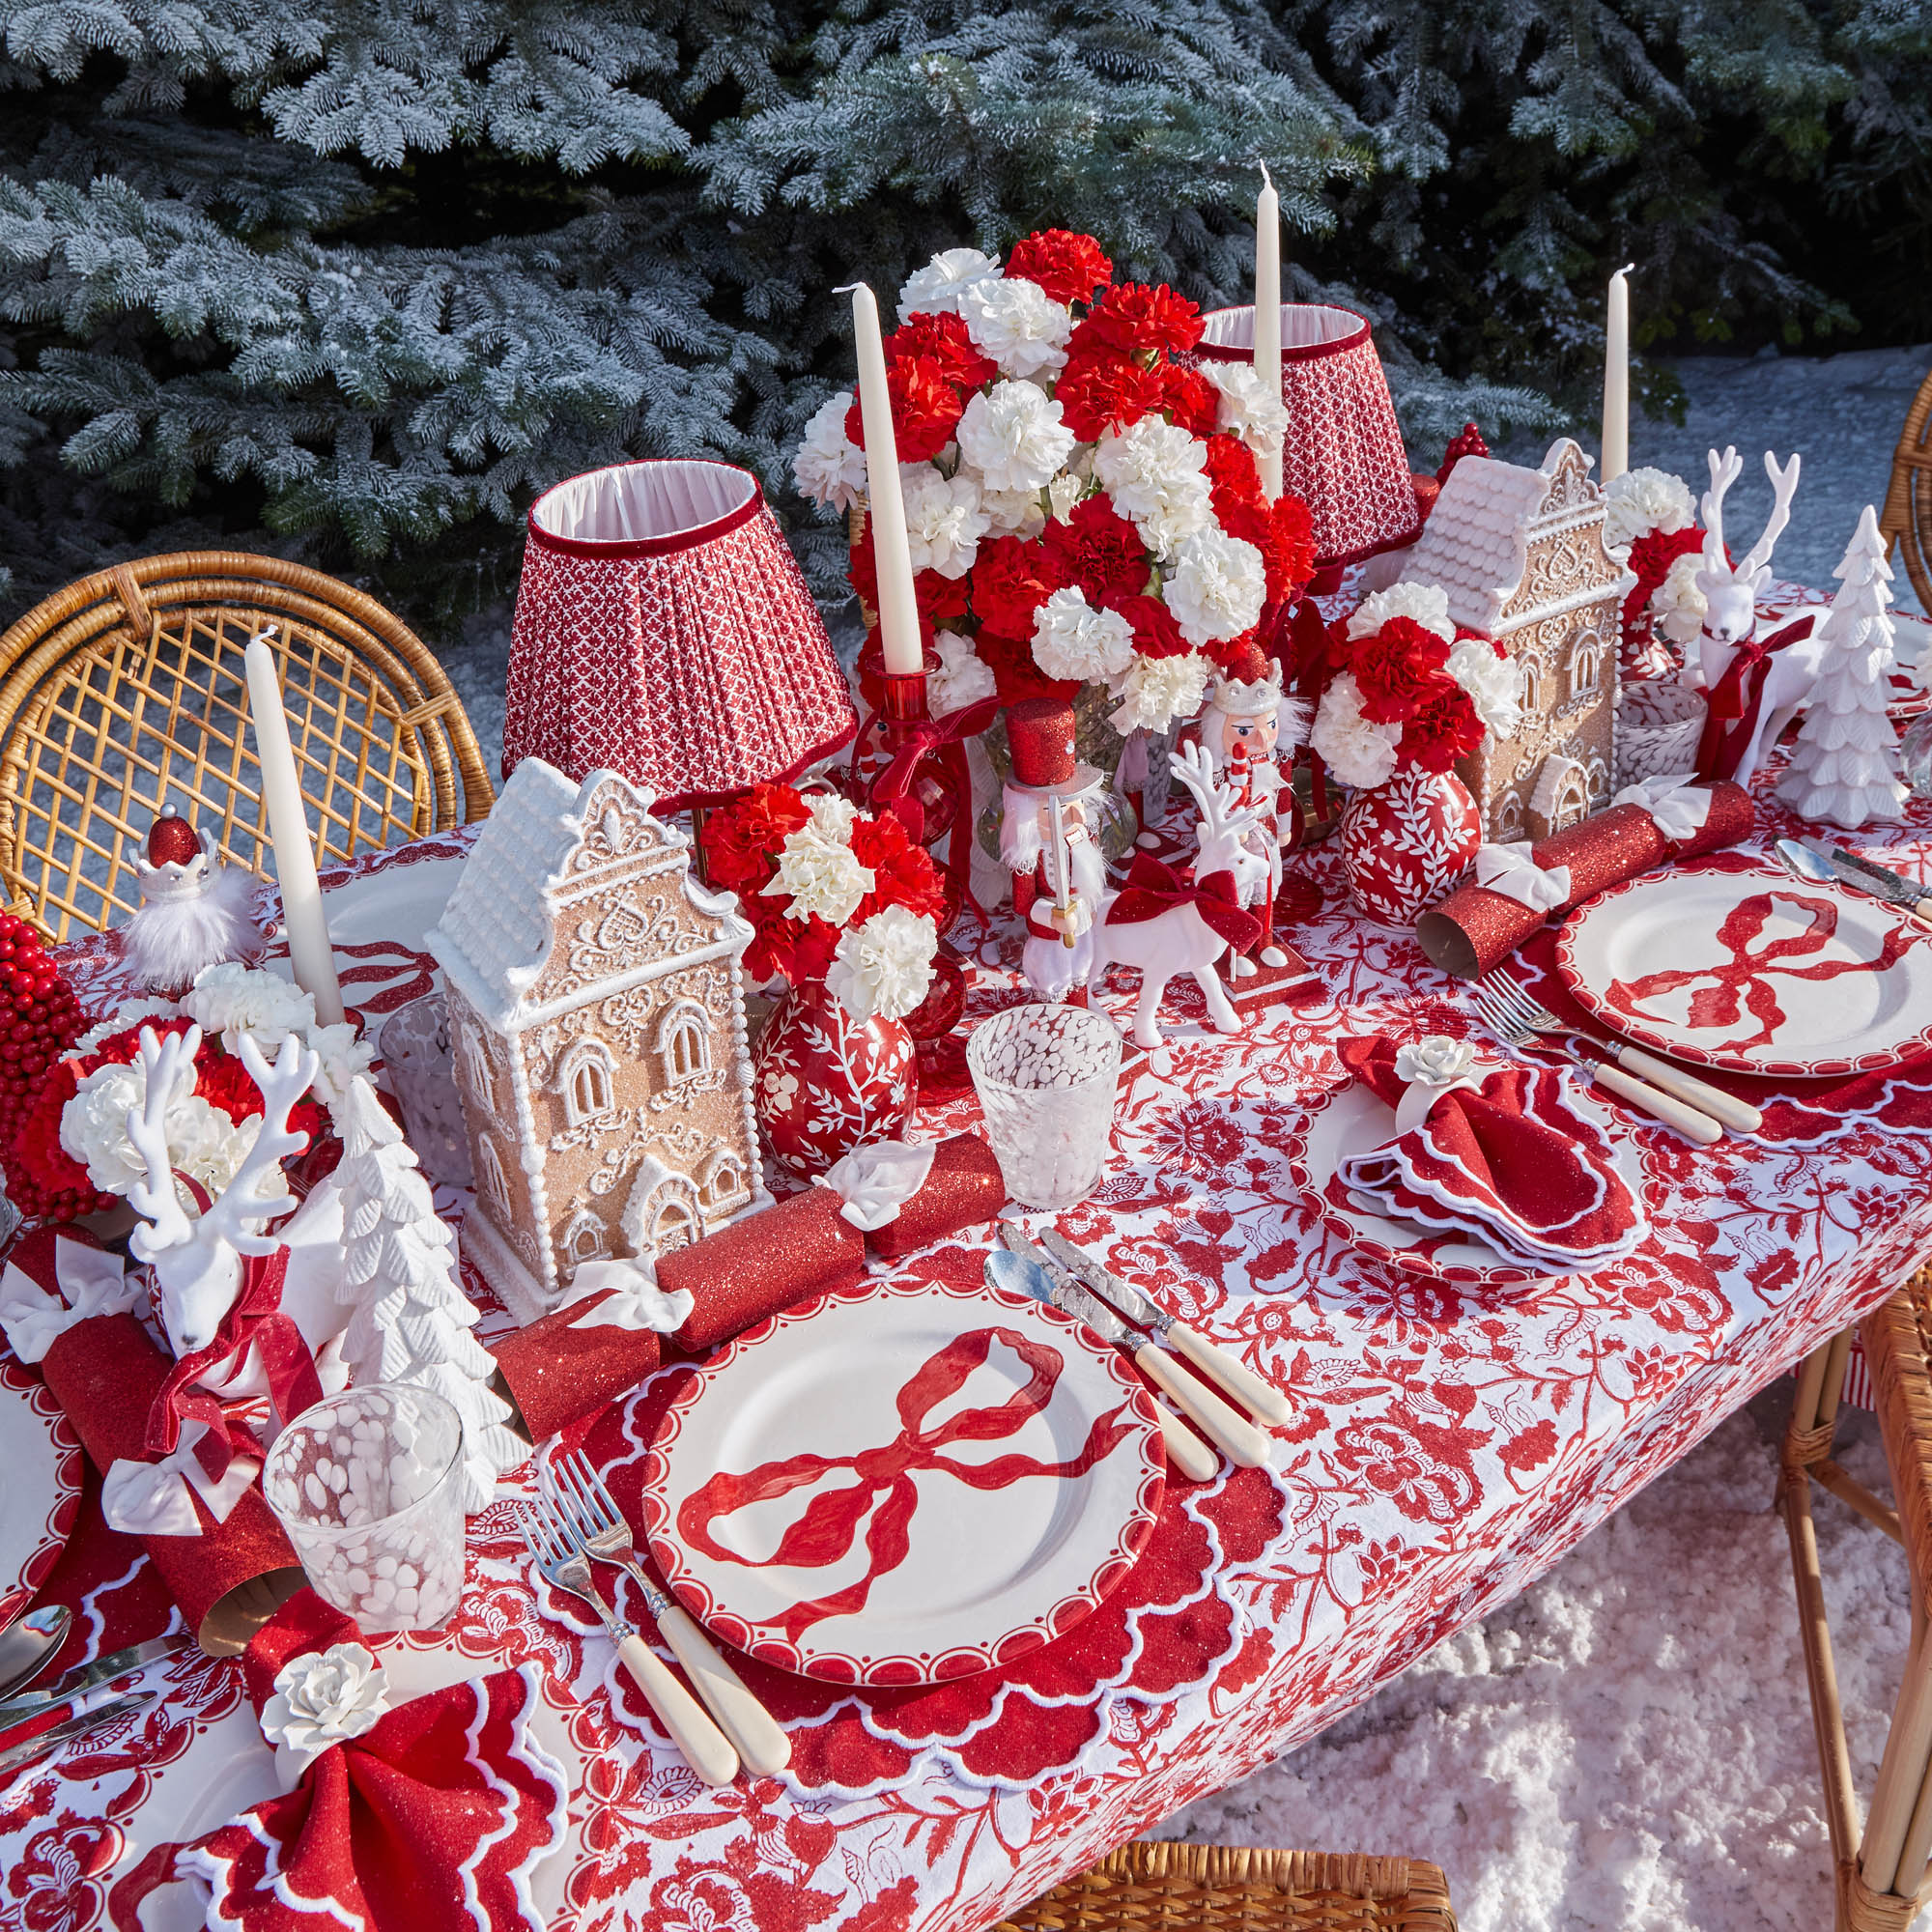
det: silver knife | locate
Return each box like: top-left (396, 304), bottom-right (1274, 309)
top-left (1036, 1230), bottom-right (1293, 1428)
top-left (991, 1236), bottom-right (1270, 1469)
top-left (0, 1691), bottom-right (156, 1779)
top-left (1826, 846), bottom-right (1932, 919)
top-left (0, 1634), bottom-right (188, 1728)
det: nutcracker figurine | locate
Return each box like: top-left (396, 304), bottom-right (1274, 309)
top-left (999, 696), bottom-right (1108, 1004)
top-left (1191, 641), bottom-right (1307, 977)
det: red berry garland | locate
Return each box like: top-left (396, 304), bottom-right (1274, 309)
top-left (0, 915), bottom-right (113, 1222)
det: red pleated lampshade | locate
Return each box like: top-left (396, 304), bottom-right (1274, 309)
top-left (1196, 304), bottom-right (1422, 571)
top-left (505, 460), bottom-right (858, 810)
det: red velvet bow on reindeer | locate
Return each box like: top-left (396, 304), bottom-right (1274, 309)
top-left (1694, 613), bottom-right (1815, 782)
top-left (868, 693), bottom-right (1004, 921)
top-left (1107, 854), bottom-right (1264, 954)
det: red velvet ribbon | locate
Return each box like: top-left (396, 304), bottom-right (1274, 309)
top-left (869, 694), bottom-right (1004, 922)
top-left (675, 1325), bottom-right (1136, 1641)
top-left (1694, 615), bottom-right (1813, 781)
top-left (1106, 853), bottom-right (1264, 952)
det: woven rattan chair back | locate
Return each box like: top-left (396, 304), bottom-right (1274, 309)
top-left (997, 1844), bottom-right (1459, 1932)
top-left (1881, 366), bottom-right (1932, 615)
top-left (0, 553), bottom-right (494, 940)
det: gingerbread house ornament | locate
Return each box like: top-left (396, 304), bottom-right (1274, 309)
top-left (426, 757), bottom-right (768, 1324)
top-left (1395, 438), bottom-right (1629, 840)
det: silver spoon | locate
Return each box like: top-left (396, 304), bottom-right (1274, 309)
top-left (0, 1605), bottom-right (71, 1703)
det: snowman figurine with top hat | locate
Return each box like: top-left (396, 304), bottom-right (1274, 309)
top-left (999, 696), bottom-right (1109, 1004)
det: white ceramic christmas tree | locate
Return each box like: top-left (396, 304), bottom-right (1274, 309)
top-left (1776, 506), bottom-right (1908, 829)
top-left (334, 1075), bottom-right (526, 1512)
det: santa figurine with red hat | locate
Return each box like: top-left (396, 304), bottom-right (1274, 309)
top-left (1190, 639), bottom-right (1308, 979)
top-left (999, 697), bottom-right (1110, 1004)
top-left (124, 804), bottom-right (265, 996)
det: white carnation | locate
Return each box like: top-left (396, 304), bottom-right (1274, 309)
top-left (1163, 529), bottom-right (1267, 648)
top-left (1446, 637), bottom-right (1521, 741)
top-left (62, 1057), bottom-right (259, 1199)
top-left (957, 277), bottom-right (1074, 381)
top-left (807, 792), bottom-right (861, 841)
top-left (929, 633), bottom-right (998, 715)
top-left (1030, 586), bottom-right (1137, 683)
top-left (1603, 467), bottom-right (1696, 555)
top-left (764, 825), bottom-right (874, 927)
top-left (1046, 473), bottom-right (1085, 523)
top-left (792, 393), bottom-right (867, 513)
top-left (1311, 671), bottom-right (1403, 789)
top-left (1347, 582), bottom-right (1456, 644)
top-left (1204, 362), bottom-right (1290, 458)
top-left (827, 905), bottom-right (938, 1023)
top-left (185, 963), bottom-right (317, 1058)
top-left (955, 381), bottom-right (1075, 497)
top-left (1107, 651), bottom-right (1211, 734)
top-left (979, 487), bottom-right (1048, 539)
top-left (307, 1020), bottom-right (376, 1110)
top-left (899, 465), bottom-right (989, 578)
top-left (898, 248), bottom-right (1001, 323)
top-left (1093, 419), bottom-right (1213, 562)
top-left (1654, 551), bottom-right (1709, 645)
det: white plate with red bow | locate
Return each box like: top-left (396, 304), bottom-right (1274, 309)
top-left (639, 1275), bottom-right (1164, 1686)
top-left (1289, 1073), bottom-right (1642, 1289)
top-left (0, 1352), bottom-right (83, 1630)
top-left (1556, 862), bottom-right (1932, 1077)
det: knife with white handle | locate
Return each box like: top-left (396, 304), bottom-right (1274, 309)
top-left (1036, 1230), bottom-right (1293, 1428)
top-left (1602, 1044), bottom-right (1764, 1134)
top-left (993, 1236), bottom-right (1271, 1469)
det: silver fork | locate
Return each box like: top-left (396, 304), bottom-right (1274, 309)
top-left (1468, 983), bottom-right (1723, 1145)
top-left (1479, 970), bottom-right (1762, 1133)
top-left (545, 1453), bottom-right (791, 1776)
top-left (517, 1496), bottom-right (739, 1786)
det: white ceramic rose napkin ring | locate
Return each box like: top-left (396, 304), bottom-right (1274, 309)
top-left (1392, 1036), bottom-right (1488, 1134)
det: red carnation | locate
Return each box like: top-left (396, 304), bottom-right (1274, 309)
top-left (701, 782), bottom-right (811, 893)
top-left (973, 629), bottom-right (1080, 707)
top-left (1040, 497), bottom-right (1150, 606)
top-left (1398, 674), bottom-right (1485, 774)
top-left (1219, 489), bottom-right (1318, 603)
top-left (1006, 230), bottom-right (1114, 307)
top-left (845, 355), bottom-right (964, 465)
top-left (1160, 363), bottom-right (1219, 439)
top-left (1202, 434), bottom-right (1264, 516)
top-left (917, 568), bottom-right (972, 627)
top-left (1624, 526), bottom-right (1710, 628)
top-left (1351, 614), bottom-right (1453, 724)
top-left (1067, 282), bottom-right (1204, 359)
top-left (884, 311), bottom-right (998, 391)
top-left (971, 534), bottom-right (1062, 640)
top-left (849, 813), bottom-right (947, 926)
top-left (744, 895), bottom-right (839, 987)
top-left (1054, 352), bottom-right (1169, 442)
top-left (1101, 592), bottom-right (1191, 660)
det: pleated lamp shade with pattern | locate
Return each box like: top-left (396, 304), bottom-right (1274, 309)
top-left (505, 460), bottom-right (858, 809)
top-left (1196, 304), bottom-right (1422, 571)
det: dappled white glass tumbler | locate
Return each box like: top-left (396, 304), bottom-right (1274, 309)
top-left (967, 1005), bottom-right (1123, 1209)
top-left (379, 992), bottom-right (472, 1190)
top-left (263, 1385), bottom-right (466, 1633)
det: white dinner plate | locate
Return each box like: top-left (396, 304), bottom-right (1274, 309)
top-left (1289, 1072), bottom-right (1642, 1289)
top-left (641, 1275), bottom-right (1164, 1686)
top-left (1556, 861), bottom-right (1932, 1077)
top-left (0, 1352), bottom-right (83, 1631)
top-left (318, 854), bottom-right (466, 952)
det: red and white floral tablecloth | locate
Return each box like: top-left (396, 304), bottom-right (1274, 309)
top-left (6, 712), bottom-right (1932, 1932)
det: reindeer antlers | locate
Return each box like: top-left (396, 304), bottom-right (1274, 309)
top-left (1739, 451), bottom-right (1801, 582)
top-left (125, 1025), bottom-right (199, 1262)
top-left (1698, 445), bottom-right (1801, 584)
top-left (1701, 446), bottom-right (1743, 571)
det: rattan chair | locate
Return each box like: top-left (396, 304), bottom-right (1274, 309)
top-left (1881, 367), bottom-right (1932, 616)
top-left (0, 552), bottom-right (494, 939)
top-left (1782, 1266), bottom-right (1932, 1931)
top-left (997, 1844), bottom-right (1459, 1932)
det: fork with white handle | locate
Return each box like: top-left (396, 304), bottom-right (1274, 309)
top-left (1478, 970), bottom-right (1763, 1133)
top-left (545, 1452), bottom-right (791, 1776)
top-left (1468, 983), bottom-right (1723, 1145)
top-left (518, 1497), bottom-right (740, 1786)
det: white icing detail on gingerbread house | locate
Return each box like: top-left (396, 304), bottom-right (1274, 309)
top-left (1529, 754), bottom-right (1591, 836)
top-left (428, 757), bottom-right (770, 1324)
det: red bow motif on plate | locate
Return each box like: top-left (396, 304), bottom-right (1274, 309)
top-left (676, 1326), bottom-right (1136, 1642)
top-left (1605, 889), bottom-right (1916, 1052)
top-left (1106, 855), bottom-right (1264, 952)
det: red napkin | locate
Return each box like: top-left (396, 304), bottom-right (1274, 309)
top-left (109, 1590), bottom-right (567, 1932)
top-left (1328, 1036), bottom-right (1647, 1273)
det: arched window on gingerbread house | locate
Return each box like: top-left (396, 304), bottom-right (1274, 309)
top-left (650, 1193), bottom-right (700, 1253)
top-left (458, 1022), bottom-right (494, 1107)
top-left (559, 1037), bottom-right (616, 1125)
top-left (1518, 655), bottom-right (1543, 715)
top-left (561, 1205), bottom-right (607, 1264)
top-left (475, 1134), bottom-right (512, 1221)
top-left (621, 1157), bottom-right (706, 1262)
top-left (656, 1001), bottom-right (711, 1088)
top-left (696, 1148), bottom-right (747, 1212)
top-left (1571, 630), bottom-right (1605, 698)
top-left (1492, 789), bottom-right (1526, 843)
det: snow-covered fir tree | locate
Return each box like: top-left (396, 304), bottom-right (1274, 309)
top-left (1776, 506), bottom-right (1908, 831)
top-left (333, 1074), bottom-right (525, 1513)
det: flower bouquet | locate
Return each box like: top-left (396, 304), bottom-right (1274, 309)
top-left (793, 233), bottom-right (1318, 743)
top-left (700, 785), bottom-right (946, 1176)
top-left (1602, 467), bottom-right (1710, 676)
top-left (1311, 583), bottom-right (1521, 922)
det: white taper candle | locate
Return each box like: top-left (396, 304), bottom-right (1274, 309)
top-left (243, 633), bottom-right (344, 1025)
top-left (1254, 165), bottom-right (1284, 503)
top-left (844, 281), bottom-right (923, 675)
top-left (1601, 263), bottom-right (1634, 485)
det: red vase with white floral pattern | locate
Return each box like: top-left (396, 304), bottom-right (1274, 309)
top-left (753, 979), bottom-right (918, 1179)
top-left (1339, 767), bottom-right (1481, 923)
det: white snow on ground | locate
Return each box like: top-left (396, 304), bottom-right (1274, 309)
top-left (1151, 1399), bottom-right (1914, 1929)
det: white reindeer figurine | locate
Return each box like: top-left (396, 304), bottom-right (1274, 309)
top-left (1092, 742), bottom-right (1269, 1049)
top-left (1690, 446), bottom-right (1826, 784)
top-left (125, 1023), bottom-right (346, 1404)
